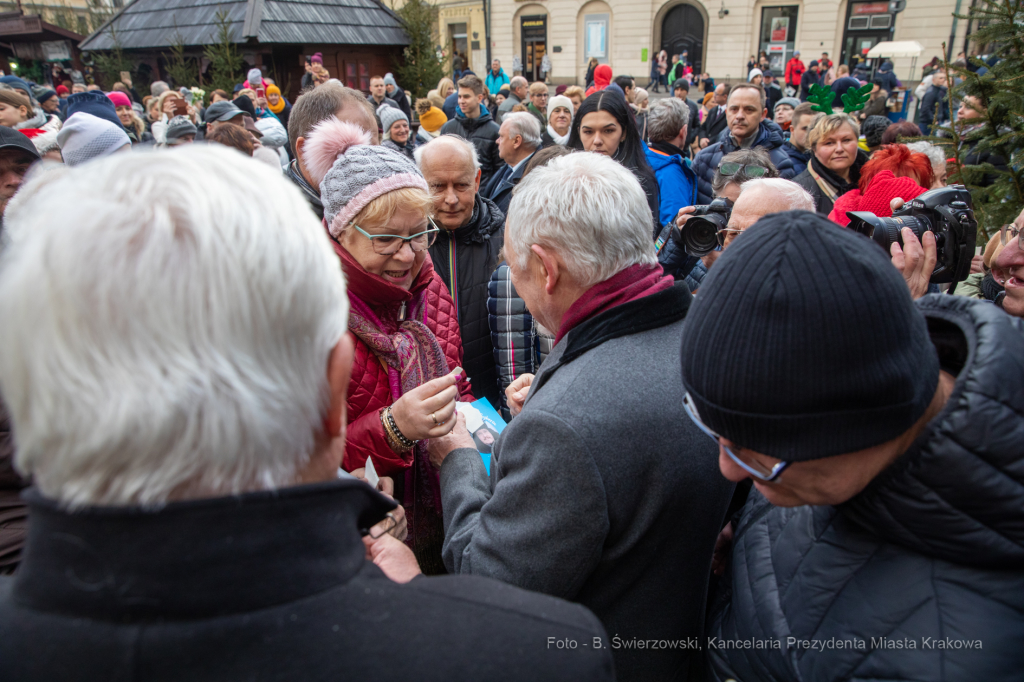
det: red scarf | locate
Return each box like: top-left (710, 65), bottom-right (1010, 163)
top-left (555, 263), bottom-right (674, 344)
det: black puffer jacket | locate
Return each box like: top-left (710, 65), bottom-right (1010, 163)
top-left (439, 111), bottom-right (502, 188)
top-left (428, 196), bottom-right (504, 407)
top-left (708, 295), bottom-right (1024, 682)
top-left (691, 120), bottom-right (796, 203)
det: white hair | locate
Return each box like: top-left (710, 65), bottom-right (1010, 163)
top-left (905, 141), bottom-right (947, 177)
top-left (506, 152), bottom-right (657, 288)
top-left (740, 177), bottom-right (815, 211)
top-left (0, 145), bottom-right (348, 509)
top-left (501, 111), bottom-right (542, 150)
top-left (415, 133), bottom-right (480, 171)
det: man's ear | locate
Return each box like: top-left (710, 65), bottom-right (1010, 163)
top-left (761, 108), bottom-right (768, 121)
top-left (323, 333), bottom-right (354, 440)
top-left (531, 244), bottom-right (561, 295)
top-left (473, 168), bottom-right (481, 194)
top-left (295, 135), bottom-right (307, 173)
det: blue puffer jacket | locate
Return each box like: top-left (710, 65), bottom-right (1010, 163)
top-left (708, 295), bottom-right (1024, 682)
top-left (487, 264), bottom-right (554, 420)
top-left (644, 142), bottom-right (698, 229)
top-left (691, 120), bottom-right (795, 203)
top-left (778, 141), bottom-right (812, 176)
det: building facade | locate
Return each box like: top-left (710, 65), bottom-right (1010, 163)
top-left (488, 0), bottom-right (972, 86)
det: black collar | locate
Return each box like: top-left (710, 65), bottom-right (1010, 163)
top-left (11, 479), bottom-right (393, 621)
top-left (532, 283), bottom-right (692, 394)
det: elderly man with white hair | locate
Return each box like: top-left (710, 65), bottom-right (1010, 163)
top-left (711, 177), bottom-right (816, 258)
top-left (484, 111), bottom-right (541, 217)
top-left (418, 135), bottom-right (505, 408)
top-left (429, 152), bottom-right (734, 682)
top-left (0, 145), bottom-right (615, 681)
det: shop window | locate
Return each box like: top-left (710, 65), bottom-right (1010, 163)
top-left (759, 6), bottom-right (799, 73)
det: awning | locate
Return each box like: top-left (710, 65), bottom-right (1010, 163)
top-left (867, 41), bottom-right (924, 58)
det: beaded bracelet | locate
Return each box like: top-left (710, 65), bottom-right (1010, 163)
top-left (381, 406), bottom-right (416, 451)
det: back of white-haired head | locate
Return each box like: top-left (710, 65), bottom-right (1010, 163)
top-left (740, 177), bottom-right (816, 212)
top-left (506, 152), bottom-right (657, 288)
top-left (414, 133), bottom-right (480, 171)
top-left (501, 112), bottom-right (542, 150)
top-left (905, 141), bottom-right (946, 178)
top-left (0, 145), bottom-right (348, 509)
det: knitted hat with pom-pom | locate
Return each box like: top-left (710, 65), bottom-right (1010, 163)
top-left (302, 118), bottom-right (428, 238)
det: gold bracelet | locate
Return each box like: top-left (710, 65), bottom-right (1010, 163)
top-left (381, 407), bottom-right (413, 453)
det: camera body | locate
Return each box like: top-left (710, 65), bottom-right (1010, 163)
top-left (846, 185), bottom-right (977, 284)
top-left (675, 197), bottom-right (733, 257)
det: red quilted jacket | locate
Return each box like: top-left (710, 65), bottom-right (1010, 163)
top-left (331, 238), bottom-right (473, 475)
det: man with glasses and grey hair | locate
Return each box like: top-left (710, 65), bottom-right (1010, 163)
top-left (681, 209), bottom-right (1024, 682)
top-left (429, 151), bottom-right (734, 682)
top-left (418, 135), bottom-right (505, 407)
top-left (992, 205), bottom-right (1024, 317)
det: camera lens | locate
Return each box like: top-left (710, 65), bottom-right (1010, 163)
top-left (679, 214), bottom-right (727, 257)
top-left (846, 212), bottom-right (930, 251)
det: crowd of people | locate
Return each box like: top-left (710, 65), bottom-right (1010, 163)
top-left (0, 52), bottom-right (1022, 682)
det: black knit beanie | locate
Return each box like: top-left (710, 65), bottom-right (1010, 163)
top-left (680, 210), bottom-right (940, 462)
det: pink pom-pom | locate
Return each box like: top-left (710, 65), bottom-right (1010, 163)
top-left (302, 118), bottom-right (372, 187)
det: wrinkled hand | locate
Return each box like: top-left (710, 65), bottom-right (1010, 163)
top-left (970, 254), bottom-right (984, 275)
top-left (428, 411), bottom-right (475, 470)
top-left (505, 373), bottom-right (534, 418)
top-left (711, 522), bottom-right (734, 576)
top-left (390, 367), bottom-right (462, 441)
top-left (363, 533), bottom-right (421, 583)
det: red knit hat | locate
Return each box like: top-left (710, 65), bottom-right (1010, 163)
top-left (107, 91), bottom-right (132, 108)
top-left (829, 171), bottom-right (929, 227)
top-left (56, 85), bottom-right (69, 96)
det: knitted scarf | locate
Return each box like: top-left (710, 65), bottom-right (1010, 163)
top-left (546, 123), bottom-right (570, 146)
top-left (266, 85), bottom-right (286, 114)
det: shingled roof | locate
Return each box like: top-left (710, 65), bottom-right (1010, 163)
top-left (79, 0), bottom-right (408, 51)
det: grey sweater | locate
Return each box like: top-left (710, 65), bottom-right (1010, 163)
top-left (441, 284), bottom-right (735, 682)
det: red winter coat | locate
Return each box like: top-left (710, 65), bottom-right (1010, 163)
top-left (331, 239), bottom-right (473, 476)
top-left (828, 170), bottom-right (929, 227)
top-left (785, 58), bottom-right (805, 87)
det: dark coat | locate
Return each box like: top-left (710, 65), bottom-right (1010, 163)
top-left (874, 62), bottom-right (901, 93)
top-left (440, 110), bottom-right (502, 188)
top-left (0, 479), bottom-right (614, 681)
top-left (483, 151), bottom-right (533, 217)
top-left (708, 296), bottom-right (1024, 682)
top-left (287, 159), bottom-right (324, 220)
top-left (799, 68), bottom-right (821, 101)
top-left (387, 85), bottom-right (412, 120)
top-left (441, 283), bottom-right (735, 682)
top-left (682, 97), bottom-right (700, 151)
top-left (428, 195), bottom-right (504, 407)
top-left (778, 140), bottom-right (812, 176)
top-left (0, 397), bottom-right (26, 575)
top-left (691, 120), bottom-right (797, 203)
top-left (918, 84), bottom-right (950, 134)
top-left (698, 104), bottom-right (728, 144)
top-left (765, 82), bottom-right (784, 117)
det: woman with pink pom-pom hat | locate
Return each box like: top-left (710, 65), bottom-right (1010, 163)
top-left (303, 117), bottom-right (474, 573)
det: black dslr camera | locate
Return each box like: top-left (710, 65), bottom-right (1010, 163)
top-left (674, 198), bottom-right (733, 257)
top-left (846, 185), bottom-right (977, 284)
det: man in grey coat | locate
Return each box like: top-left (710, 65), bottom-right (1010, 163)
top-left (430, 152), bottom-right (735, 682)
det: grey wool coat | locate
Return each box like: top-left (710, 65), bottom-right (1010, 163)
top-left (440, 283), bottom-right (735, 682)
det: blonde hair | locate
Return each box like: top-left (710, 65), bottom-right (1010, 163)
top-left (347, 186), bottom-right (433, 234)
top-left (808, 114), bottom-right (860, 150)
top-left (564, 86), bottom-right (585, 102)
top-left (529, 81), bottom-right (547, 96)
top-left (437, 78), bottom-right (456, 99)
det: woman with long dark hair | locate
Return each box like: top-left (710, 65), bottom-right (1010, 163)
top-left (569, 90), bottom-right (661, 235)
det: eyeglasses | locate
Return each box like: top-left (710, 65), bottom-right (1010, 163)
top-left (718, 162), bottom-right (770, 178)
top-left (352, 218), bottom-right (440, 256)
top-left (683, 392), bottom-right (789, 482)
top-left (999, 223), bottom-right (1023, 250)
top-left (716, 227), bottom-right (745, 247)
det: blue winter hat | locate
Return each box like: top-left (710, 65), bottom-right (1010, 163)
top-left (64, 91), bottom-right (125, 131)
top-left (0, 75), bottom-right (32, 98)
top-left (383, 73), bottom-right (397, 87)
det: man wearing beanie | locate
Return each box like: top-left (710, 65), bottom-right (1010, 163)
top-left (64, 90), bottom-right (126, 132)
top-left (164, 115), bottom-right (197, 146)
top-left (432, 151), bottom-right (734, 682)
top-left (383, 73), bottom-right (412, 120)
top-left (681, 211), bottom-right (1024, 682)
top-left (58, 113), bottom-right (131, 167)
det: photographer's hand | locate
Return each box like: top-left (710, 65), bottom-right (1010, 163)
top-left (675, 205), bottom-right (697, 228)
top-left (891, 228), bottom-right (937, 300)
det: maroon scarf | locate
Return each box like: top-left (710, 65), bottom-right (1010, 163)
top-left (556, 263), bottom-right (674, 344)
